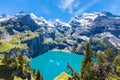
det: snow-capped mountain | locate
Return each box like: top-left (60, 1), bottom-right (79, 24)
top-left (69, 12), bottom-right (120, 49)
top-left (0, 13), bottom-right (11, 22)
top-left (0, 11), bottom-right (120, 56)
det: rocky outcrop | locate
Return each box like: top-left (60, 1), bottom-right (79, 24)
top-left (0, 11), bottom-right (120, 57)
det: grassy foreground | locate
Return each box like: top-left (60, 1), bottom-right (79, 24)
top-left (54, 72), bottom-right (71, 80)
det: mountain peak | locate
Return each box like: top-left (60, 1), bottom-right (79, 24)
top-left (0, 13), bottom-right (11, 22)
top-left (1, 13), bottom-right (10, 18)
top-left (18, 11), bottom-right (27, 14)
top-left (75, 12), bottom-right (119, 20)
top-left (15, 11), bottom-right (27, 18)
top-left (0, 11), bottom-right (120, 53)
top-left (29, 13), bottom-right (38, 20)
top-left (101, 11), bottom-right (120, 17)
top-left (70, 11), bottom-right (120, 27)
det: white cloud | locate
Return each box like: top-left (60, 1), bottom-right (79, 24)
top-left (75, 0), bottom-right (100, 15)
top-left (58, 0), bottom-right (81, 14)
top-left (59, 0), bottom-right (74, 10)
top-left (58, 0), bottom-right (100, 15)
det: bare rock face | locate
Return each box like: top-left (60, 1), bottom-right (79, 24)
top-left (0, 11), bottom-right (120, 57)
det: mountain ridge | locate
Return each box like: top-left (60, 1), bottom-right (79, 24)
top-left (0, 11), bottom-right (120, 57)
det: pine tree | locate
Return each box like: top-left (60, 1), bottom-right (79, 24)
top-left (2, 53), bottom-right (8, 64)
top-left (33, 69), bottom-right (36, 77)
top-left (81, 43), bottom-right (94, 80)
top-left (10, 56), bottom-right (19, 70)
top-left (97, 52), bottom-right (106, 64)
top-left (18, 54), bottom-right (26, 67)
top-left (36, 70), bottom-right (43, 80)
top-left (66, 63), bottom-right (80, 79)
top-left (2, 53), bottom-right (10, 65)
top-left (104, 48), bottom-right (115, 63)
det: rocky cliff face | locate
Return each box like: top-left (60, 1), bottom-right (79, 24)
top-left (0, 11), bottom-right (120, 57)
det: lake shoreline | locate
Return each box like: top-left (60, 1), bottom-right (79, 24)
top-left (50, 49), bottom-right (72, 53)
top-left (30, 51), bottom-right (84, 80)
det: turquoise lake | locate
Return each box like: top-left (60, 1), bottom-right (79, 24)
top-left (30, 51), bottom-right (84, 80)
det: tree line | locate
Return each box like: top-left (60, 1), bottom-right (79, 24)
top-left (1, 47), bottom-right (43, 80)
top-left (1, 43), bottom-right (120, 80)
top-left (67, 43), bottom-right (120, 80)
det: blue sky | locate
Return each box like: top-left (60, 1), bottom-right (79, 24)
top-left (0, 0), bottom-right (120, 22)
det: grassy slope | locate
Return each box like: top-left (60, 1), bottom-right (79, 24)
top-left (0, 40), bottom-right (14, 53)
top-left (0, 40), bottom-right (28, 53)
top-left (0, 38), bottom-right (28, 79)
top-left (0, 54), bottom-right (4, 65)
top-left (54, 72), bottom-right (71, 80)
top-left (14, 76), bottom-right (25, 80)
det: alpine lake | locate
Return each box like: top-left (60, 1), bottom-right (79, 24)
top-left (30, 50), bottom-right (84, 80)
